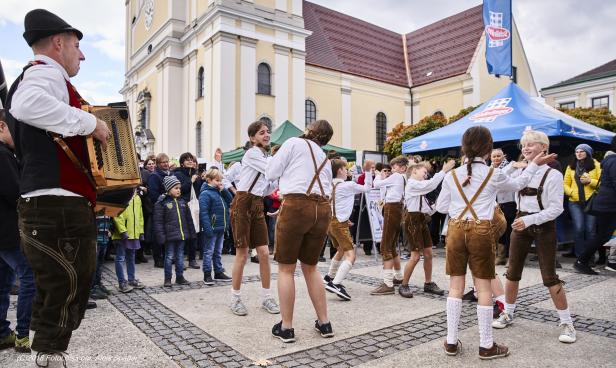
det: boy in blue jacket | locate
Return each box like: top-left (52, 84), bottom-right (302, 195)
top-left (154, 176), bottom-right (196, 287)
top-left (199, 168), bottom-right (233, 285)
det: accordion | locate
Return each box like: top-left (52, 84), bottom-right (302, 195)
top-left (82, 105), bottom-right (142, 216)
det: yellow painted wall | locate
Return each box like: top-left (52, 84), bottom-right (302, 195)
top-left (255, 25), bottom-right (275, 37)
top-left (197, 0), bottom-right (211, 16)
top-left (306, 67), bottom-right (408, 151)
top-left (414, 80), bottom-right (464, 119)
top-left (255, 0), bottom-right (276, 9)
top-left (350, 79), bottom-right (407, 150)
top-left (306, 68), bottom-right (342, 137)
top-left (133, 0), bottom-right (169, 54)
top-left (136, 71), bottom-right (160, 140)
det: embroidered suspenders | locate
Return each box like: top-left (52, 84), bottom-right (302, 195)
top-left (304, 139), bottom-right (328, 197)
top-left (451, 167), bottom-right (494, 222)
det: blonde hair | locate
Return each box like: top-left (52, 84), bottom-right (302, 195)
top-left (406, 161), bottom-right (430, 177)
top-left (520, 130), bottom-right (549, 148)
top-left (204, 168), bottom-right (222, 182)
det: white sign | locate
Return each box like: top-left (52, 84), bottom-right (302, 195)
top-left (365, 189), bottom-right (384, 243)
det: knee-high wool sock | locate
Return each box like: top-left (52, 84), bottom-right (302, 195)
top-left (446, 297), bottom-right (462, 345)
top-left (477, 305), bottom-right (494, 349)
top-left (333, 260), bottom-right (352, 285)
top-left (328, 259), bottom-right (341, 278)
top-left (383, 269), bottom-right (394, 287)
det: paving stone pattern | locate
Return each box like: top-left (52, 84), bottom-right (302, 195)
top-left (94, 262), bottom-right (614, 368)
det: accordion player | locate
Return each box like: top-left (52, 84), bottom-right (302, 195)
top-left (81, 104), bottom-right (142, 216)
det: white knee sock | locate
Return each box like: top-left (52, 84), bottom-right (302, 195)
top-left (557, 308), bottom-right (572, 325)
top-left (394, 268), bottom-right (403, 281)
top-left (477, 305), bottom-right (494, 349)
top-left (383, 269), bottom-right (394, 287)
top-left (260, 287), bottom-right (271, 302)
top-left (505, 303), bottom-right (516, 316)
top-left (328, 259), bottom-right (341, 278)
top-left (333, 260), bottom-right (353, 285)
top-left (446, 297), bottom-right (462, 345)
top-left (231, 288), bottom-right (241, 299)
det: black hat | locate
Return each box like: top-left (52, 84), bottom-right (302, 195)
top-left (23, 9), bottom-right (83, 47)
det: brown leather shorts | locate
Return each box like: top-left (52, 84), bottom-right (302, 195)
top-left (445, 219), bottom-right (496, 279)
top-left (274, 194), bottom-right (331, 265)
top-left (380, 203), bottom-right (403, 261)
top-left (230, 191), bottom-right (268, 249)
top-left (404, 212), bottom-right (432, 252)
top-left (328, 218), bottom-right (354, 252)
top-left (506, 214), bottom-right (561, 287)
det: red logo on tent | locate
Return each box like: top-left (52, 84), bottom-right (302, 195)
top-left (486, 26), bottom-right (510, 42)
top-left (469, 98), bottom-right (513, 122)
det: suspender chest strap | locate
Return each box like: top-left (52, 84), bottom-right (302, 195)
top-left (304, 139), bottom-right (328, 196)
top-left (518, 168), bottom-right (552, 211)
top-left (331, 182), bottom-right (341, 218)
top-left (248, 172), bottom-right (261, 193)
top-left (451, 167), bottom-right (494, 222)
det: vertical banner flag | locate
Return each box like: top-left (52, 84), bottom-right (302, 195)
top-left (483, 0), bottom-right (512, 76)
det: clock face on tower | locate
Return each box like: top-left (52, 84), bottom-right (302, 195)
top-left (144, 0), bottom-right (155, 30)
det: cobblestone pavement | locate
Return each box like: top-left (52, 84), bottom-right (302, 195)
top-left (1, 249), bottom-right (614, 367)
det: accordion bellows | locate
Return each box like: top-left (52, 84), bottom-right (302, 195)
top-left (82, 105), bottom-right (142, 216)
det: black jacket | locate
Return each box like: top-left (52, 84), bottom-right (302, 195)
top-left (0, 142), bottom-right (20, 250)
top-left (594, 153), bottom-right (616, 213)
top-left (153, 194), bottom-right (196, 245)
top-left (172, 166), bottom-right (202, 203)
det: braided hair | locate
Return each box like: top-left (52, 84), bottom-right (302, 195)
top-left (301, 119), bottom-right (333, 146)
top-left (460, 126), bottom-right (493, 187)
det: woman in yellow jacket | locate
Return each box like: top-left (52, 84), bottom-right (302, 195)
top-left (563, 144), bottom-right (601, 259)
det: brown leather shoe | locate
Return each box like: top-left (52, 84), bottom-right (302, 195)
top-left (479, 342), bottom-right (509, 360)
top-left (370, 283), bottom-right (395, 295)
top-left (443, 340), bottom-right (461, 356)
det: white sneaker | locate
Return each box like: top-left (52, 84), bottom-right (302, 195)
top-left (230, 297), bottom-right (248, 316)
top-left (261, 296), bottom-right (280, 314)
top-left (558, 323), bottom-right (576, 343)
top-left (492, 312), bottom-right (513, 329)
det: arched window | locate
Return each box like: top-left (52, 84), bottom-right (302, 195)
top-left (257, 63), bottom-right (271, 95)
top-left (260, 116), bottom-right (273, 131)
top-left (197, 67), bottom-right (204, 98)
top-left (305, 99), bottom-right (316, 127)
top-left (195, 121), bottom-right (202, 157)
top-left (376, 112), bottom-right (387, 151)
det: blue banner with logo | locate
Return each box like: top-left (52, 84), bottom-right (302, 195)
top-left (483, 0), bottom-right (512, 76)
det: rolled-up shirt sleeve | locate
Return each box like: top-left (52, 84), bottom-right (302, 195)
top-left (10, 66), bottom-right (96, 137)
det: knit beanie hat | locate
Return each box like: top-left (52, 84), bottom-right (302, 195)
top-left (163, 175), bottom-right (181, 193)
top-left (575, 143), bottom-right (593, 156)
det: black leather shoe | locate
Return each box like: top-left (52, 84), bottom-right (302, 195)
top-left (574, 261), bottom-right (599, 275)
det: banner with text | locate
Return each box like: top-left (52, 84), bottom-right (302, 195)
top-left (483, 0), bottom-right (512, 76)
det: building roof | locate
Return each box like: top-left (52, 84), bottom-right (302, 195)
top-left (303, 2), bottom-right (485, 88)
top-left (405, 5), bottom-right (484, 87)
top-left (542, 58), bottom-right (616, 91)
top-left (303, 1), bottom-right (408, 87)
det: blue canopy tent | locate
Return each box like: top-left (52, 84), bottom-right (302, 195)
top-left (402, 82), bottom-right (615, 155)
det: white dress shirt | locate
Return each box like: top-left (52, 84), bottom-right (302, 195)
top-left (10, 54), bottom-right (97, 198)
top-left (405, 171), bottom-right (446, 214)
top-left (436, 158), bottom-right (539, 220)
top-left (223, 161), bottom-right (241, 189)
top-left (506, 164), bottom-right (564, 227)
top-left (373, 172), bottom-right (405, 203)
top-left (332, 174), bottom-right (373, 222)
top-left (265, 137), bottom-right (332, 196)
top-left (236, 147), bottom-right (277, 196)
